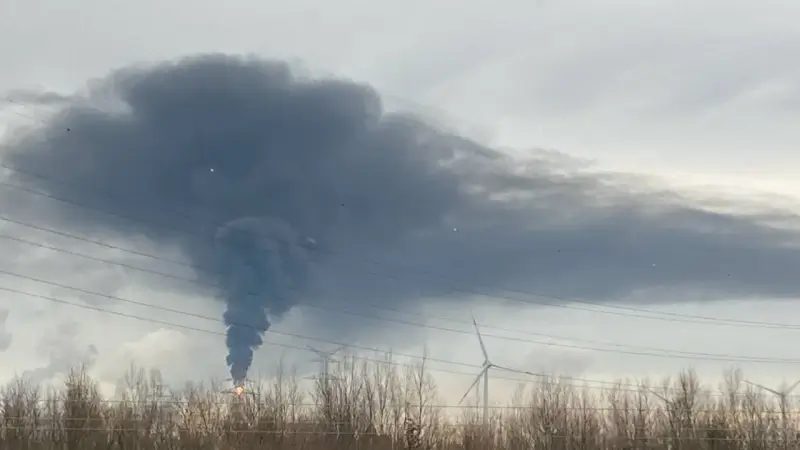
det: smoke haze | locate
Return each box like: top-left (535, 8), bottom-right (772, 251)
top-left (3, 53), bottom-right (800, 379)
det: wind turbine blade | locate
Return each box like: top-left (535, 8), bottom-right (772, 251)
top-left (306, 345), bottom-right (322, 355)
top-left (329, 345), bottom-right (346, 355)
top-left (745, 380), bottom-right (782, 397)
top-left (786, 379), bottom-right (800, 394)
top-left (458, 369), bottom-right (487, 405)
top-left (642, 388), bottom-right (669, 403)
top-left (492, 365), bottom-right (538, 377)
top-left (472, 315), bottom-right (489, 361)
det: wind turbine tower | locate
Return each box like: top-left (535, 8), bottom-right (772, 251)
top-left (745, 378), bottom-right (800, 449)
top-left (458, 315), bottom-right (535, 431)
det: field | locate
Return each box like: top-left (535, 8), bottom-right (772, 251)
top-left (1, 357), bottom-right (798, 449)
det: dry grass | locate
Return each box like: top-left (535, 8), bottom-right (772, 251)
top-left (2, 357), bottom-right (798, 449)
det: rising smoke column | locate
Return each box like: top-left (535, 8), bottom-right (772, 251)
top-left (215, 217), bottom-right (308, 382)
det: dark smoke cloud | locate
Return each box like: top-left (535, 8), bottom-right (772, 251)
top-left (3, 53), bottom-right (800, 379)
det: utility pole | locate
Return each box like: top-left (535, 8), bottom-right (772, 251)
top-left (307, 345), bottom-right (345, 386)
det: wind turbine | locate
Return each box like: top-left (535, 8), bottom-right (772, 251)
top-left (458, 315), bottom-right (537, 430)
top-left (745, 378), bottom-right (800, 448)
top-left (308, 344), bottom-right (345, 385)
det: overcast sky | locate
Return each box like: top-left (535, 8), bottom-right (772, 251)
top-left (2, 0), bottom-right (800, 407)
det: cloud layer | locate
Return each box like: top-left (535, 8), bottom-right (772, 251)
top-left (2, 53), bottom-right (800, 354)
top-left (21, 321), bottom-right (97, 385)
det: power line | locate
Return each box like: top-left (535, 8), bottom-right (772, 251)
top-left (0, 426), bottom-right (792, 441)
top-left (0, 149), bottom-right (785, 330)
top-left (0, 231), bottom-right (203, 285)
top-left (1, 216), bottom-right (798, 368)
top-left (297, 303), bottom-right (800, 363)
top-left (2, 248), bottom-right (799, 365)
top-left (3, 92), bottom-right (797, 331)
top-left (3, 211), bottom-right (799, 365)
top-left (0, 282), bottom-right (636, 392)
top-left (0, 280), bottom-right (767, 397)
top-left (0, 270), bottom-right (478, 370)
top-left (0, 284), bottom-right (521, 384)
top-left (3, 100), bottom-right (799, 391)
top-left (5, 209), bottom-right (795, 335)
top-left (1, 179), bottom-right (798, 335)
top-left (0, 164), bottom-right (796, 388)
top-left (3, 404), bottom-right (798, 412)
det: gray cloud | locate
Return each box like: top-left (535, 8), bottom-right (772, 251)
top-left (2, 54), bottom-right (800, 343)
top-left (2, 89), bottom-right (72, 107)
top-left (21, 321), bottom-right (97, 385)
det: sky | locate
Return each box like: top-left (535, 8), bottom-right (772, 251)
top-left (2, 0), bottom-right (800, 408)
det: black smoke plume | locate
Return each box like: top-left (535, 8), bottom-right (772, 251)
top-left (3, 54), bottom-right (800, 380)
top-left (215, 217), bottom-right (308, 382)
